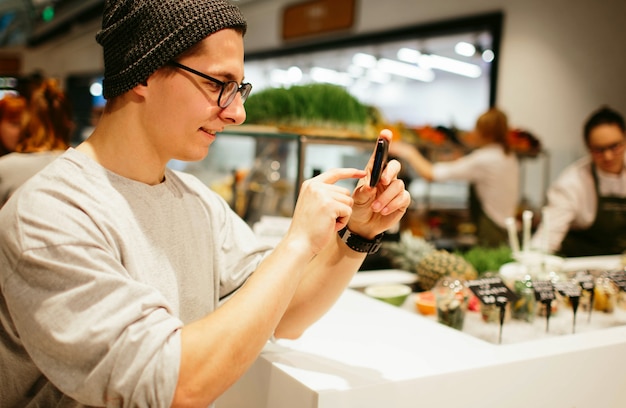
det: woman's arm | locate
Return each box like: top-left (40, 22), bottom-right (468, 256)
top-left (389, 141), bottom-right (434, 181)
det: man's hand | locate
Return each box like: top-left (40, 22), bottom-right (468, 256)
top-left (349, 129), bottom-right (412, 239)
top-left (286, 168), bottom-right (366, 256)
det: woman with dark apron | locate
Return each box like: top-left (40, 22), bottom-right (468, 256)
top-left (532, 106), bottom-right (626, 256)
top-left (558, 165), bottom-right (626, 256)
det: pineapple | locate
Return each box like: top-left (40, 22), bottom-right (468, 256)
top-left (382, 231), bottom-right (477, 291)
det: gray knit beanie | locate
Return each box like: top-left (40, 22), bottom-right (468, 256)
top-left (96, 0), bottom-right (247, 99)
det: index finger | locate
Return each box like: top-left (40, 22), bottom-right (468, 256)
top-left (314, 167), bottom-right (366, 184)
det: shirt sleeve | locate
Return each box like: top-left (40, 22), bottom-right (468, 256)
top-left (2, 194), bottom-right (182, 407)
top-left (531, 159), bottom-right (595, 253)
top-left (432, 150), bottom-right (485, 183)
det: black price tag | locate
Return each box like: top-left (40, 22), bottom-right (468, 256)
top-left (532, 280), bottom-right (555, 302)
top-left (554, 281), bottom-right (582, 298)
top-left (574, 271), bottom-right (595, 292)
top-left (467, 276), bottom-right (517, 306)
top-left (607, 270), bottom-right (626, 291)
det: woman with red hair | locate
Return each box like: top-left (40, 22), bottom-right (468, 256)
top-left (0, 93), bottom-right (27, 157)
top-left (390, 107), bottom-right (520, 247)
top-left (0, 79), bottom-right (73, 206)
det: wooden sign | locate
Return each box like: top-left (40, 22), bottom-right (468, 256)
top-left (282, 0), bottom-right (356, 40)
top-left (0, 55), bottom-right (21, 76)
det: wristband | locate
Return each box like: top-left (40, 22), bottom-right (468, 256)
top-left (338, 226), bottom-right (384, 254)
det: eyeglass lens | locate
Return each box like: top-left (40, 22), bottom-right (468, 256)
top-left (170, 61), bottom-right (252, 109)
top-left (590, 141), bottom-right (625, 155)
top-left (221, 81), bottom-right (252, 108)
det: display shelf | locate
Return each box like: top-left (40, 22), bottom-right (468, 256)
top-left (217, 258), bottom-right (626, 408)
top-left (400, 255), bottom-right (626, 345)
top-left (401, 292), bottom-right (626, 346)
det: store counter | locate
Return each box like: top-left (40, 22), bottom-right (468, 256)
top-left (217, 257), bottom-right (626, 408)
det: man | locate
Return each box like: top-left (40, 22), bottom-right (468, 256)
top-left (0, 1), bottom-right (410, 406)
top-left (531, 106), bottom-right (626, 256)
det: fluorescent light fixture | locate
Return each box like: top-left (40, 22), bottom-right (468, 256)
top-left (454, 41), bottom-right (476, 57)
top-left (286, 66), bottom-right (303, 82)
top-left (377, 58), bottom-right (434, 82)
top-left (347, 64), bottom-right (365, 77)
top-left (397, 47), bottom-right (482, 78)
top-left (310, 67), bottom-right (354, 87)
top-left (269, 66), bottom-right (303, 85)
top-left (270, 69), bottom-right (291, 85)
top-left (366, 69), bottom-right (391, 84)
top-left (420, 54), bottom-right (482, 78)
top-left (396, 48), bottom-right (421, 64)
top-left (352, 52), bottom-right (377, 69)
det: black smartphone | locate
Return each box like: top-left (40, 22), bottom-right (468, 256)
top-left (370, 138), bottom-right (389, 187)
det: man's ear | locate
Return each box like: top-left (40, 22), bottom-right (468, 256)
top-left (132, 79), bottom-right (149, 98)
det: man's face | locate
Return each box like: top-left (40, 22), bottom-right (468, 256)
top-left (587, 123), bottom-right (625, 174)
top-left (143, 29), bottom-right (247, 164)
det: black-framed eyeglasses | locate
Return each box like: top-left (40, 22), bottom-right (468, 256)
top-left (169, 61), bottom-right (252, 108)
top-left (588, 140), bottom-right (625, 155)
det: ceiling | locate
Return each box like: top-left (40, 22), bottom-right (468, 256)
top-left (0, 0), bottom-right (266, 48)
top-left (0, 0), bottom-right (104, 47)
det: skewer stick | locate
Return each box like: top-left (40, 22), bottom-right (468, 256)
top-left (505, 217), bottom-right (520, 254)
top-left (522, 210), bottom-right (533, 253)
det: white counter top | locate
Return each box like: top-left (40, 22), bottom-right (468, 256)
top-left (217, 257), bottom-right (626, 408)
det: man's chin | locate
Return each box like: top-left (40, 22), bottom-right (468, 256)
top-left (598, 163), bottom-right (624, 174)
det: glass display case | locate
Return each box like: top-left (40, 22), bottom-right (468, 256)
top-left (170, 128), bottom-right (377, 225)
top-left (169, 127), bottom-right (476, 246)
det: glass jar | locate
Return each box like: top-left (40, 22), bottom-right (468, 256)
top-left (434, 277), bottom-right (469, 330)
top-left (594, 275), bottom-right (618, 313)
top-left (511, 277), bottom-right (536, 323)
top-left (477, 272), bottom-right (510, 324)
top-left (533, 262), bottom-right (566, 317)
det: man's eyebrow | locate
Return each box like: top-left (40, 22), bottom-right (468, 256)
top-left (210, 69), bottom-right (245, 83)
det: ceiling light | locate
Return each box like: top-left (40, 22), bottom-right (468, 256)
top-left (286, 66), bottom-right (303, 82)
top-left (367, 69), bottom-right (391, 84)
top-left (454, 41), bottom-right (476, 57)
top-left (347, 65), bottom-right (366, 77)
top-left (89, 82), bottom-right (103, 98)
top-left (310, 67), bottom-right (353, 87)
top-left (377, 58), bottom-right (435, 82)
top-left (482, 49), bottom-right (495, 63)
top-left (268, 67), bottom-right (303, 85)
top-left (270, 69), bottom-right (292, 85)
top-left (398, 47), bottom-right (482, 78)
top-left (352, 52), bottom-right (377, 69)
top-left (396, 48), bottom-right (421, 64)
top-left (418, 54), bottom-right (482, 78)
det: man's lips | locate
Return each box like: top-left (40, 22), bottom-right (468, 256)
top-left (200, 128), bottom-right (217, 137)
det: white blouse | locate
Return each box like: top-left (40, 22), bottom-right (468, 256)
top-left (531, 152), bottom-right (626, 253)
top-left (432, 144), bottom-right (520, 229)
